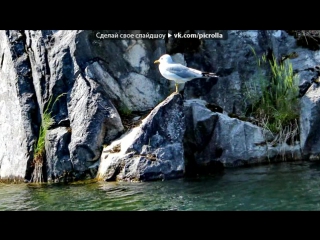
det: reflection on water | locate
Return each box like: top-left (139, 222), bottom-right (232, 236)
top-left (1, 161), bottom-right (320, 211)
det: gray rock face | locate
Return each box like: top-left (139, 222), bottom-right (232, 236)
top-left (85, 62), bottom-right (164, 111)
top-left (1, 29), bottom-right (320, 182)
top-left (173, 30), bottom-right (319, 116)
top-left (300, 83), bottom-right (320, 158)
top-left (0, 30), bottom-right (38, 180)
top-left (74, 31), bottom-right (168, 109)
top-left (68, 74), bottom-right (124, 175)
top-left (184, 99), bottom-right (301, 170)
top-left (3, 30), bottom-right (167, 181)
top-left (45, 127), bottom-right (72, 181)
top-left (24, 30), bottom-right (128, 181)
top-left (25, 30), bottom-right (56, 115)
top-left (97, 93), bottom-right (185, 181)
top-left (179, 30), bottom-right (273, 115)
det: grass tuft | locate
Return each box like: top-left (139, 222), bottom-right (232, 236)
top-left (31, 93), bottom-right (66, 183)
top-left (245, 48), bottom-right (300, 156)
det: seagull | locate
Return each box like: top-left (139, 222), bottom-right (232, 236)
top-left (154, 54), bottom-right (218, 93)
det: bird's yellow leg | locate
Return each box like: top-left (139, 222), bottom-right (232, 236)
top-left (175, 83), bottom-right (178, 93)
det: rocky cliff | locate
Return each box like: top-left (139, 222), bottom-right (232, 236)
top-left (1, 30), bottom-right (320, 182)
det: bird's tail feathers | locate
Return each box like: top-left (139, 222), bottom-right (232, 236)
top-left (202, 72), bottom-right (218, 78)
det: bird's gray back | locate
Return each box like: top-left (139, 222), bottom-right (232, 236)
top-left (164, 63), bottom-right (202, 79)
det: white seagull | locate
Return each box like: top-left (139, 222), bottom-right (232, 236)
top-left (154, 54), bottom-right (218, 93)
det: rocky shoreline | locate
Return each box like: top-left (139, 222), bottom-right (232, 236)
top-left (1, 30), bottom-right (320, 183)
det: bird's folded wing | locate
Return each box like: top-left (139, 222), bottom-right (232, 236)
top-left (165, 64), bottom-right (203, 78)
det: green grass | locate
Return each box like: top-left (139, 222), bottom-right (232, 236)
top-left (32, 93), bottom-right (66, 183)
top-left (118, 104), bottom-right (132, 117)
top-left (245, 48), bottom-right (300, 147)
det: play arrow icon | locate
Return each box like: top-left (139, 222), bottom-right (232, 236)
top-left (168, 33), bottom-right (172, 38)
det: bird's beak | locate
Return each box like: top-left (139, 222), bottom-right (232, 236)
top-left (154, 60), bottom-right (160, 64)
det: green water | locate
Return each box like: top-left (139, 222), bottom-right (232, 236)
top-left (1, 161), bottom-right (320, 211)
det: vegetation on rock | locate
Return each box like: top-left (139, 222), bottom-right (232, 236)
top-left (245, 48), bottom-right (300, 149)
top-left (31, 93), bottom-right (66, 183)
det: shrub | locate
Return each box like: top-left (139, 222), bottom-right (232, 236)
top-left (245, 48), bottom-right (300, 147)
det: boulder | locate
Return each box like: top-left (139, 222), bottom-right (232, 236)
top-left (97, 93), bottom-right (185, 181)
top-left (184, 99), bottom-right (301, 171)
top-left (300, 83), bottom-right (320, 159)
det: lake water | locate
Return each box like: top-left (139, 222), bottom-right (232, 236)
top-left (1, 161), bottom-right (320, 211)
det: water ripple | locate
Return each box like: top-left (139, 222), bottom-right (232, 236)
top-left (1, 161), bottom-right (320, 210)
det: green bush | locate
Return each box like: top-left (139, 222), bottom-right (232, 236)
top-left (245, 48), bottom-right (300, 145)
